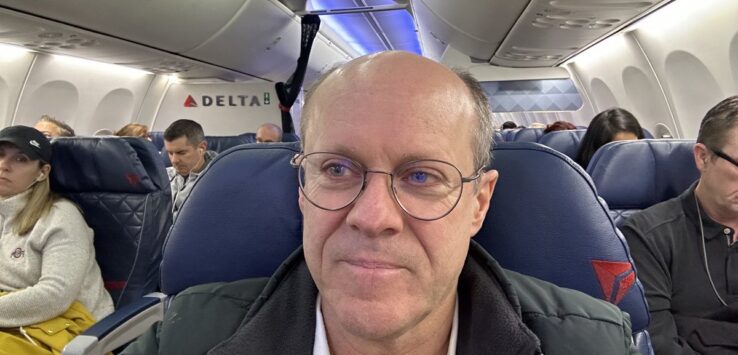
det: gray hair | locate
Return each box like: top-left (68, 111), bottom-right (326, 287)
top-left (302, 66), bottom-right (493, 170)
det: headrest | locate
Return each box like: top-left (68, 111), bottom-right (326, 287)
top-left (160, 142), bottom-right (303, 294)
top-left (149, 131), bottom-right (165, 151)
top-left (239, 132), bottom-right (256, 144)
top-left (642, 128), bottom-right (654, 139)
top-left (492, 131), bottom-right (504, 143)
top-left (51, 137), bottom-right (169, 193)
top-left (501, 129), bottom-right (519, 141)
top-left (587, 139), bottom-right (698, 209)
top-left (477, 142), bottom-right (649, 332)
top-left (538, 129), bottom-right (587, 160)
top-left (511, 128), bottom-right (545, 142)
top-left (204, 135), bottom-right (251, 153)
top-left (282, 132), bottom-right (301, 142)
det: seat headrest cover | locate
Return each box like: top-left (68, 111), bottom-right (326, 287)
top-left (587, 139), bottom-right (698, 209)
top-left (160, 142), bottom-right (303, 294)
top-left (538, 129), bottom-right (586, 160)
top-left (477, 142), bottom-right (649, 332)
top-left (51, 137), bottom-right (168, 193)
top-left (512, 128), bottom-right (545, 142)
top-left (204, 135), bottom-right (251, 153)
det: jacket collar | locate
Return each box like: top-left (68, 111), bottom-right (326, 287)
top-left (0, 189), bottom-right (31, 227)
top-left (681, 181), bottom-right (732, 241)
top-left (208, 241), bottom-right (541, 354)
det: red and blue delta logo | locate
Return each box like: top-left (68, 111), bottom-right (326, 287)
top-left (591, 260), bottom-right (636, 305)
top-left (184, 93), bottom-right (271, 108)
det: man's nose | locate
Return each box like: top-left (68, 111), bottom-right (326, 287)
top-left (345, 172), bottom-right (404, 238)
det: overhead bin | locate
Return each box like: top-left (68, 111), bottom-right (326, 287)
top-left (0, 0), bottom-right (351, 81)
top-left (411, 0), bottom-right (670, 67)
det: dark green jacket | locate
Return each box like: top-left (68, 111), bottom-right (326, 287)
top-left (123, 242), bottom-right (639, 354)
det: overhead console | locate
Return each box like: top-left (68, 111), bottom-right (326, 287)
top-left (0, 0), bottom-right (350, 81)
top-left (412, 0), bottom-right (671, 67)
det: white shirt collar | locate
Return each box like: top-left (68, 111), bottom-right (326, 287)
top-left (313, 294), bottom-right (459, 355)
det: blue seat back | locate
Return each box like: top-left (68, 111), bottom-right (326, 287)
top-left (587, 139), bottom-right (698, 225)
top-left (282, 132), bottom-right (301, 142)
top-left (50, 137), bottom-right (172, 307)
top-left (159, 134), bottom-right (254, 167)
top-left (160, 143), bottom-right (303, 294)
top-left (476, 142), bottom-right (651, 347)
top-left (492, 131), bottom-right (504, 144)
top-left (239, 132), bottom-right (256, 143)
top-left (158, 141), bottom-right (651, 352)
top-left (149, 131), bottom-right (165, 151)
top-left (511, 128), bottom-right (545, 142)
top-left (538, 129), bottom-right (587, 160)
top-left (501, 129), bottom-right (519, 141)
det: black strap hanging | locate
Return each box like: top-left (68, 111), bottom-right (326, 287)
top-left (275, 14), bottom-right (321, 134)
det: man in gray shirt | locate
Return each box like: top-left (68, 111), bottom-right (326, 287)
top-left (163, 119), bottom-right (217, 219)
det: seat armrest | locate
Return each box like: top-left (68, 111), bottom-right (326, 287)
top-left (62, 293), bottom-right (167, 355)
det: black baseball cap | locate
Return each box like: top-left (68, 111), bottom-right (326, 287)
top-left (0, 125), bottom-right (52, 163)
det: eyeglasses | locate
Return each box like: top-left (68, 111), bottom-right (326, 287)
top-left (291, 152), bottom-right (484, 221)
top-left (710, 148), bottom-right (738, 169)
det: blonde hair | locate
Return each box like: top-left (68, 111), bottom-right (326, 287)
top-left (115, 123), bottom-right (149, 138)
top-left (14, 164), bottom-right (59, 235)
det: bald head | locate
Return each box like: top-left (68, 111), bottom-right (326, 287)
top-left (302, 51), bottom-right (492, 169)
top-left (256, 123), bottom-right (283, 143)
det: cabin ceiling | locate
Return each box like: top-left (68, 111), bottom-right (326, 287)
top-left (0, 0), bottom-right (672, 82)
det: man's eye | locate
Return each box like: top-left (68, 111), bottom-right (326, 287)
top-left (409, 171), bottom-right (429, 184)
top-left (325, 164), bottom-right (349, 177)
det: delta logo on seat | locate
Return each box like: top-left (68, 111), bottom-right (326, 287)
top-left (184, 93), bottom-right (271, 108)
top-left (591, 260), bottom-right (636, 305)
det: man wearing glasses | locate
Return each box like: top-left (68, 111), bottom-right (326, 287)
top-left (124, 51), bottom-right (637, 354)
top-left (621, 95), bottom-right (738, 354)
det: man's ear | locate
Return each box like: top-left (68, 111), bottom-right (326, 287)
top-left (469, 169), bottom-right (498, 237)
top-left (694, 143), bottom-right (711, 172)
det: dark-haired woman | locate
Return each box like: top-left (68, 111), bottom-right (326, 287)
top-left (575, 108), bottom-right (644, 168)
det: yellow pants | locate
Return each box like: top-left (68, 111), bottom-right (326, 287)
top-left (0, 298), bottom-right (96, 355)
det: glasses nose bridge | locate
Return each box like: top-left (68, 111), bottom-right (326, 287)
top-left (359, 169), bottom-right (398, 202)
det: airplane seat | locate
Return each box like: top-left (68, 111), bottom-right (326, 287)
top-left (148, 131), bottom-right (165, 151)
top-left (642, 128), bottom-right (654, 139)
top-left (538, 129), bottom-right (587, 160)
top-left (50, 137), bottom-right (172, 308)
top-left (160, 142), bottom-right (303, 293)
top-left (158, 134), bottom-right (253, 167)
top-left (511, 127), bottom-right (545, 142)
top-left (239, 132), bottom-right (256, 143)
top-left (587, 139), bottom-right (698, 226)
top-left (282, 132), bottom-right (301, 142)
top-left (63, 141), bottom-right (654, 354)
top-left (492, 131), bottom-right (504, 143)
top-left (477, 141), bottom-right (652, 354)
top-left (61, 142), bottom-right (303, 354)
top-left (203, 135), bottom-right (251, 152)
top-left (500, 129), bottom-right (519, 141)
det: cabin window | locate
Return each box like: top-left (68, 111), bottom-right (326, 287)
top-left (481, 79), bottom-right (583, 112)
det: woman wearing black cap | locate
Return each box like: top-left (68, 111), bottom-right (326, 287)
top-left (0, 126), bottom-right (113, 353)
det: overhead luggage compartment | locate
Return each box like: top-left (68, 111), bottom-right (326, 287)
top-left (0, 0), bottom-right (351, 81)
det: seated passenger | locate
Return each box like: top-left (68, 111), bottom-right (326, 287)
top-left (255, 122), bottom-right (283, 143)
top-left (544, 120), bottom-right (577, 134)
top-left (0, 126), bottom-right (113, 352)
top-left (123, 51), bottom-right (637, 354)
top-left (33, 115), bottom-right (75, 138)
top-left (164, 119), bottom-right (217, 218)
top-left (115, 123), bottom-right (150, 140)
top-left (575, 108), bottom-right (644, 167)
top-left (501, 120), bottom-right (518, 129)
top-left (621, 95), bottom-right (738, 354)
